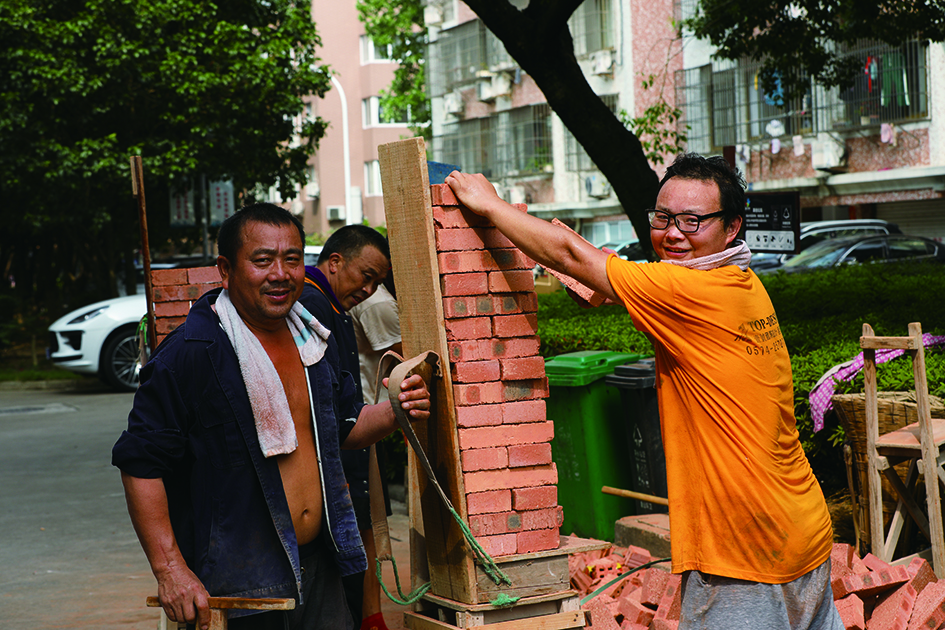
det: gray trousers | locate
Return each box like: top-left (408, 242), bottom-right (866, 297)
top-left (678, 558), bottom-right (844, 630)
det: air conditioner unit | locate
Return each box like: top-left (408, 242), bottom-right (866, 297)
top-left (509, 185), bottom-right (526, 205)
top-left (443, 91), bottom-right (463, 116)
top-left (590, 50), bottom-right (615, 76)
top-left (584, 174), bottom-right (612, 199)
top-left (327, 205), bottom-right (346, 221)
top-left (477, 73), bottom-right (512, 102)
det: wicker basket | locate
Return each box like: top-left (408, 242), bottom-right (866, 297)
top-left (832, 391), bottom-right (945, 546)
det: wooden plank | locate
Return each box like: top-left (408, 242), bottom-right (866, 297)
top-left (475, 610), bottom-right (586, 630)
top-left (859, 336), bottom-right (918, 350)
top-left (862, 323), bottom-right (887, 558)
top-left (379, 137), bottom-right (475, 603)
top-left (476, 555), bottom-right (569, 603)
top-left (405, 611), bottom-right (460, 630)
top-left (423, 590), bottom-right (578, 613)
top-left (490, 536), bottom-right (609, 564)
top-left (146, 596), bottom-right (294, 611)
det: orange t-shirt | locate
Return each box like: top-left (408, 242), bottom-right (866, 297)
top-left (606, 255), bottom-right (832, 583)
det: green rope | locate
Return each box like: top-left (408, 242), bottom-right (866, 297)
top-left (445, 504), bottom-right (512, 587)
top-left (489, 593), bottom-right (520, 608)
top-left (580, 557), bottom-right (672, 606)
top-left (375, 557), bottom-right (431, 606)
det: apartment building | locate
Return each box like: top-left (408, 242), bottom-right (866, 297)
top-left (284, 2), bottom-right (414, 236)
top-left (424, 0), bottom-right (944, 243)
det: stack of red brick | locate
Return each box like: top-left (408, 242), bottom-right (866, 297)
top-left (431, 183), bottom-right (561, 557)
top-left (570, 543), bottom-right (678, 629)
top-left (150, 267), bottom-right (222, 347)
top-left (573, 541), bottom-right (945, 630)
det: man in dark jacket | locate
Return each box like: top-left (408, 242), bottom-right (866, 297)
top-left (112, 204), bottom-right (429, 630)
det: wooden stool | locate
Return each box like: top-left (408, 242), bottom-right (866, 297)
top-left (862, 322), bottom-right (945, 576)
top-left (147, 596), bottom-right (295, 630)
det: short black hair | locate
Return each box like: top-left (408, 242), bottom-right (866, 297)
top-left (658, 153), bottom-right (746, 227)
top-left (318, 224), bottom-right (390, 265)
top-left (217, 203), bottom-right (305, 263)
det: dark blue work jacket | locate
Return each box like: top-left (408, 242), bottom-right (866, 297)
top-left (112, 289), bottom-right (367, 605)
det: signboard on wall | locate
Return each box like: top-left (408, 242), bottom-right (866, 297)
top-left (209, 180), bottom-right (235, 226)
top-left (169, 188), bottom-right (195, 227)
top-left (742, 191), bottom-right (800, 254)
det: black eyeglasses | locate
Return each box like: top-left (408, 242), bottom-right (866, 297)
top-left (648, 209), bottom-right (726, 233)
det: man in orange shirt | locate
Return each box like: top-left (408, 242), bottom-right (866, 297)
top-left (447, 154), bottom-right (841, 629)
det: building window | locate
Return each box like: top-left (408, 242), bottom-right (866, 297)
top-left (565, 94), bottom-right (619, 172)
top-left (496, 104), bottom-right (552, 176)
top-left (582, 219), bottom-right (636, 247)
top-left (306, 166), bottom-right (319, 199)
top-left (362, 96), bottom-right (411, 127)
top-left (569, 0), bottom-right (614, 57)
top-left (431, 20), bottom-right (486, 96)
top-left (431, 117), bottom-right (496, 177)
top-left (674, 37), bottom-right (929, 150)
top-left (364, 160), bottom-right (382, 197)
top-left (360, 35), bottom-right (393, 64)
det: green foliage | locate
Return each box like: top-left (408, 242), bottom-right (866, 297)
top-left (357, 0), bottom-right (429, 139)
top-left (0, 0), bottom-right (332, 323)
top-left (683, 0), bottom-right (945, 99)
top-left (538, 261), bottom-right (945, 490)
top-left (618, 75), bottom-right (688, 166)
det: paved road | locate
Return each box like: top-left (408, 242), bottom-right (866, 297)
top-left (0, 383), bottom-right (413, 630)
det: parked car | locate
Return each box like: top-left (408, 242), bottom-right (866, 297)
top-left (756, 234), bottom-right (945, 274)
top-left (304, 245), bottom-right (323, 267)
top-left (48, 294), bottom-right (146, 392)
top-left (749, 219), bottom-right (902, 271)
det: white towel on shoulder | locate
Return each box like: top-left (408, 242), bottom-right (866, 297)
top-left (215, 290), bottom-right (331, 457)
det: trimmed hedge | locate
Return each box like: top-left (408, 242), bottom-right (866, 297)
top-left (537, 261), bottom-right (945, 490)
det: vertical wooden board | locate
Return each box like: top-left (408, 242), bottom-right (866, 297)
top-left (379, 137), bottom-right (476, 603)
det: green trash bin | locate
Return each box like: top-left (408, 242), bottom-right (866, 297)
top-left (545, 350), bottom-right (642, 541)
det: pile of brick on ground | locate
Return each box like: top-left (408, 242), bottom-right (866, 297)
top-left (572, 542), bottom-right (945, 629)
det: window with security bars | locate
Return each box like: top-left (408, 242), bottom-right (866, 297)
top-left (429, 20), bottom-right (485, 97)
top-left (564, 94), bottom-right (618, 172)
top-left (569, 0), bottom-right (614, 56)
top-left (495, 104), bottom-right (552, 175)
top-left (430, 117), bottom-right (496, 177)
top-left (674, 38), bottom-right (929, 150)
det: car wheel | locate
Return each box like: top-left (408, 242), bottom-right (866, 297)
top-left (100, 325), bottom-right (142, 392)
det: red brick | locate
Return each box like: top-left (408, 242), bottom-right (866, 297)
top-left (863, 553), bottom-right (892, 573)
top-left (469, 511), bottom-right (523, 536)
top-left (500, 356), bottom-right (546, 380)
top-left (905, 557), bottom-right (938, 596)
top-left (432, 204), bottom-right (491, 228)
top-left (508, 442), bottom-right (553, 468)
top-left (463, 464), bottom-right (558, 494)
top-left (585, 597), bottom-right (621, 630)
top-left (436, 228), bottom-right (488, 252)
top-left (458, 421), bottom-right (554, 450)
top-left (834, 594), bottom-right (864, 630)
top-left (517, 527), bottom-right (559, 553)
top-left (444, 316), bottom-right (491, 340)
top-left (452, 360), bottom-right (501, 383)
top-left (832, 543), bottom-right (857, 583)
top-left (187, 266), bottom-right (221, 284)
top-left (489, 248), bottom-right (532, 271)
top-left (461, 447), bottom-right (508, 472)
top-left (496, 292), bottom-right (537, 314)
top-left (151, 268), bottom-right (188, 286)
top-left (440, 272), bottom-right (488, 296)
top-left (650, 621), bottom-right (679, 630)
top-left (868, 582), bottom-right (916, 630)
top-left (466, 489), bottom-right (512, 515)
top-left (453, 382), bottom-right (504, 406)
top-left (617, 598), bottom-right (655, 627)
top-left (455, 404), bottom-right (504, 428)
top-left (443, 296), bottom-right (486, 319)
top-left (488, 269), bottom-right (535, 293)
top-left (152, 284), bottom-right (206, 302)
top-left (654, 573), bottom-right (682, 621)
top-left (479, 533), bottom-right (517, 557)
top-left (493, 313), bottom-right (538, 338)
top-left (448, 340), bottom-right (486, 363)
top-left (641, 568), bottom-right (671, 607)
top-left (487, 337), bottom-right (541, 359)
top-left (503, 378), bottom-right (549, 402)
top-left (907, 580), bottom-right (945, 630)
top-left (833, 565), bottom-right (910, 599)
top-left (502, 400), bottom-right (546, 424)
top-left (520, 506), bottom-right (563, 531)
top-left (430, 183), bottom-right (459, 206)
top-left (154, 300), bottom-right (192, 317)
top-left (512, 485), bottom-right (557, 511)
top-left (624, 545), bottom-right (655, 568)
top-left (155, 316), bottom-right (185, 335)
top-left (438, 251), bottom-right (498, 273)
top-left (155, 334), bottom-right (168, 347)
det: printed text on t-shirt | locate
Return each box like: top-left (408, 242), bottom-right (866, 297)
top-left (733, 313), bottom-right (785, 355)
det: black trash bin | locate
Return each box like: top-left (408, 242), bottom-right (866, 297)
top-left (605, 359), bottom-right (667, 514)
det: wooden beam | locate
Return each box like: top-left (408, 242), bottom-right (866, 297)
top-left (378, 137), bottom-right (476, 603)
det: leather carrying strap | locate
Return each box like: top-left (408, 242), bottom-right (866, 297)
top-left (368, 350), bottom-right (442, 562)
